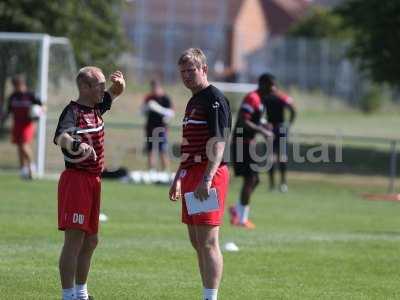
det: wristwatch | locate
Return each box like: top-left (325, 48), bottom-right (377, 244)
top-left (72, 140), bottom-right (82, 152)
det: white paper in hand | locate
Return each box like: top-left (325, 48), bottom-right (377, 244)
top-left (184, 188), bottom-right (219, 215)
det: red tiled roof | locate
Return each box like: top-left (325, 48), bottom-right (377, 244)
top-left (261, 0), bottom-right (309, 35)
top-left (123, 0), bottom-right (243, 27)
top-left (123, 0), bottom-right (310, 34)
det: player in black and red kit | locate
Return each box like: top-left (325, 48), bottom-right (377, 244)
top-left (169, 48), bottom-right (231, 300)
top-left (230, 74), bottom-right (273, 229)
top-left (1, 75), bottom-right (42, 179)
top-left (54, 67), bottom-right (125, 300)
top-left (141, 79), bottom-right (174, 170)
top-left (263, 73), bottom-right (296, 192)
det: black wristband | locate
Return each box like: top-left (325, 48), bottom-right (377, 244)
top-left (71, 140), bottom-right (81, 152)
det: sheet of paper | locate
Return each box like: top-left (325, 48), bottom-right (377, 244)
top-left (184, 188), bottom-right (219, 215)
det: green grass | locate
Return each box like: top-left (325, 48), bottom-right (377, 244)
top-left (1, 173), bottom-right (400, 299)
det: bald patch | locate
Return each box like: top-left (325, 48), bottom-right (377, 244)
top-left (76, 66), bottom-right (105, 88)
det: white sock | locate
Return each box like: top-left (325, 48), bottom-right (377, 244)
top-left (62, 288), bottom-right (75, 300)
top-left (30, 163), bottom-right (36, 174)
top-left (20, 166), bottom-right (29, 176)
top-left (236, 201), bottom-right (243, 219)
top-left (240, 205), bottom-right (250, 224)
top-left (203, 288), bottom-right (218, 300)
top-left (75, 283), bottom-right (88, 300)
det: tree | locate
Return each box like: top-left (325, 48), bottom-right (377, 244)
top-left (0, 0), bottom-right (126, 71)
top-left (0, 0), bottom-right (127, 113)
top-left (288, 6), bottom-right (352, 39)
top-left (335, 0), bottom-right (400, 87)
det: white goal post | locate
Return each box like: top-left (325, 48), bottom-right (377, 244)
top-left (0, 32), bottom-right (76, 178)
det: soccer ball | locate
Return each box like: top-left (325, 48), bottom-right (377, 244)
top-left (29, 104), bottom-right (42, 120)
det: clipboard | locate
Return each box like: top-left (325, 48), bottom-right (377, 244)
top-left (184, 188), bottom-right (219, 215)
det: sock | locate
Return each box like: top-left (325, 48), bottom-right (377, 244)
top-left (240, 205), bottom-right (250, 224)
top-left (75, 283), bottom-right (88, 300)
top-left (269, 163), bottom-right (275, 189)
top-left (236, 201), bottom-right (243, 220)
top-left (20, 166), bottom-right (29, 176)
top-left (279, 162), bottom-right (287, 185)
top-left (203, 288), bottom-right (218, 300)
top-left (62, 288), bottom-right (75, 300)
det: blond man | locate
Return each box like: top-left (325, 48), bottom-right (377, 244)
top-left (169, 48), bottom-right (232, 300)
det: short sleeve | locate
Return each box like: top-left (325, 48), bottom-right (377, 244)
top-left (163, 96), bottom-right (172, 109)
top-left (53, 105), bottom-right (76, 145)
top-left (207, 96), bottom-right (231, 139)
top-left (240, 93), bottom-right (260, 120)
top-left (240, 93), bottom-right (260, 113)
top-left (96, 91), bottom-right (112, 115)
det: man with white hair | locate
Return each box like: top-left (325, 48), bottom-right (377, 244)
top-left (54, 66), bottom-right (125, 300)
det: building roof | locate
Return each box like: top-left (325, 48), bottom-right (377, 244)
top-left (123, 0), bottom-right (243, 27)
top-left (124, 0), bottom-right (310, 34)
top-left (261, 0), bottom-right (309, 35)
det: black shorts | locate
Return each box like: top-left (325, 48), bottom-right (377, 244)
top-left (145, 127), bottom-right (168, 153)
top-left (232, 141), bottom-right (259, 176)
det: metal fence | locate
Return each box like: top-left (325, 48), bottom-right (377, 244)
top-left (242, 37), bottom-right (364, 104)
top-left (123, 1), bottom-right (369, 104)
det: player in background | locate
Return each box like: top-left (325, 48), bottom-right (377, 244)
top-left (230, 74), bottom-right (273, 229)
top-left (1, 75), bottom-right (42, 179)
top-left (54, 67), bottom-right (125, 300)
top-left (263, 73), bottom-right (296, 192)
top-left (169, 48), bottom-right (231, 300)
top-left (141, 79), bottom-right (174, 171)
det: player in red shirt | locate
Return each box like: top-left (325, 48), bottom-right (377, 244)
top-left (1, 75), bottom-right (42, 179)
top-left (169, 48), bottom-right (231, 300)
top-left (263, 74), bottom-right (296, 192)
top-left (54, 67), bottom-right (125, 300)
top-left (230, 74), bottom-right (274, 229)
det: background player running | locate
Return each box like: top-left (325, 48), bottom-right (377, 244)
top-left (230, 73), bottom-right (274, 229)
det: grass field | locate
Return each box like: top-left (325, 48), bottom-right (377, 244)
top-left (1, 172), bottom-right (400, 299)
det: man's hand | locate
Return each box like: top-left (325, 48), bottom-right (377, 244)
top-left (169, 178), bottom-right (182, 201)
top-left (194, 179), bottom-right (212, 201)
top-left (109, 70), bottom-right (125, 97)
top-left (260, 127), bottom-right (274, 140)
top-left (78, 142), bottom-right (97, 161)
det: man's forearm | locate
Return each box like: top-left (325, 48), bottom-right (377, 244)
top-left (203, 141), bottom-right (225, 180)
top-left (244, 119), bottom-right (265, 134)
top-left (107, 88), bottom-right (119, 101)
top-left (55, 132), bottom-right (75, 150)
top-left (289, 106), bottom-right (296, 124)
top-left (173, 165), bottom-right (182, 183)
